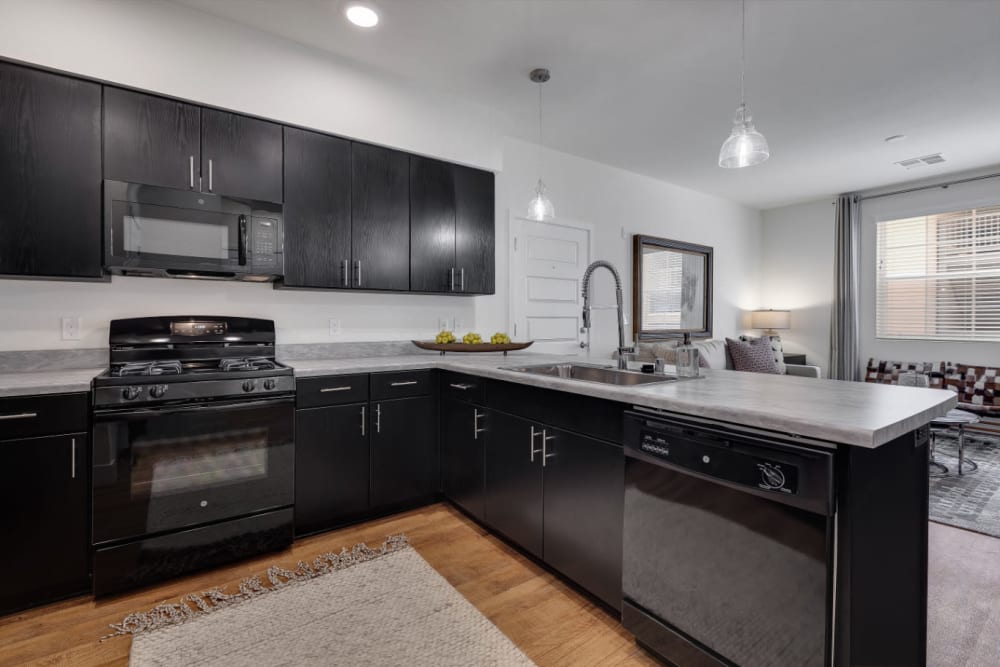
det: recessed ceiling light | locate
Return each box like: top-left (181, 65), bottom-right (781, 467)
top-left (345, 4), bottom-right (378, 28)
top-left (884, 134), bottom-right (907, 143)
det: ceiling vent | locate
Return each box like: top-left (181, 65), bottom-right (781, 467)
top-left (895, 153), bottom-right (946, 170)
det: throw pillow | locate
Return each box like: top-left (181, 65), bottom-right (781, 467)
top-left (726, 337), bottom-right (780, 374)
top-left (739, 334), bottom-right (786, 374)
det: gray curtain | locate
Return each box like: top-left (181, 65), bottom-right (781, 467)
top-left (830, 194), bottom-right (861, 381)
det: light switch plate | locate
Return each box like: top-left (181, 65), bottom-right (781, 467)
top-left (61, 316), bottom-right (81, 341)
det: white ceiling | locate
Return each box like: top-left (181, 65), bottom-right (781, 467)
top-left (175, 0), bottom-right (1000, 210)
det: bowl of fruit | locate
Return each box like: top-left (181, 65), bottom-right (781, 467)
top-left (413, 331), bottom-right (533, 355)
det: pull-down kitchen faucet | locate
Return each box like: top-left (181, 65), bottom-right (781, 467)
top-left (581, 260), bottom-right (633, 369)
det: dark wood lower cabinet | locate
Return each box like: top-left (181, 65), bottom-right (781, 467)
top-left (441, 398), bottom-right (486, 521)
top-left (0, 433), bottom-right (89, 615)
top-left (370, 396), bottom-right (437, 509)
top-left (484, 411), bottom-right (544, 558)
top-left (294, 403), bottom-right (369, 536)
top-left (542, 428), bottom-right (624, 609)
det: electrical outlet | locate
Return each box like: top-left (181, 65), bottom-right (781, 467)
top-left (328, 319), bottom-right (341, 336)
top-left (438, 317), bottom-right (451, 331)
top-left (453, 318), bottom-right (465, 332)
top-left (61, 316), bottom-right (81, 341)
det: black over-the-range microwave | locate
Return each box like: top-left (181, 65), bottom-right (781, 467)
top-left (103, 180), bottom-right (284, 281)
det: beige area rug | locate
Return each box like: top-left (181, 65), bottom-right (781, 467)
top-left (928, 522), bottom-right (1000, 667)
top-left (107, 535), bottom-right (535, 666)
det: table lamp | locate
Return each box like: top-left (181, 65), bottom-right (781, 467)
top-left (750, 309), bottom-right (790, 336)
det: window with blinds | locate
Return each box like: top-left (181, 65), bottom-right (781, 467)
top-left (876, 204), bottom-right (1000, 341)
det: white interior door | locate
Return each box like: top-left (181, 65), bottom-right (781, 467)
top-left (510, 215), bottom-right (593, 355)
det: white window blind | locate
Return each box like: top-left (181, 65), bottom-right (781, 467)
top-left (876, 204), bottom-right (1000, 341)
top-left (641, 247), bottom-right (682, 327)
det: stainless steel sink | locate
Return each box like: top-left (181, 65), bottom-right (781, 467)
top-left (502, 363), bottom-right (677, 386)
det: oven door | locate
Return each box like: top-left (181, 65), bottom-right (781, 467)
top-left (92, 397), bottom-right (294, 545)
top-left (104, 180), bottom-right (250, 277)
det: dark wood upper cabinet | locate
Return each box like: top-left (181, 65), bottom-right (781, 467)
top-left (410, 156), bottom-right (456, 292)
top-left (201, 108), bottom-right (283, 203)
top-left (454, 165), bottom-right (495, 294)
top-left (282, 127), bottom-right (352, 288)
top-left (351, 143), bottom-right (410, 291)
top-left (0, 63), bottom-right (102, 279)
top-left (103, 87), bottom-right (201, 190)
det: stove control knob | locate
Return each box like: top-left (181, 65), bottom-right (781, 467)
top-left (150, 384), bottom-right (168, 399)
top-left (122, 386), bottom-right (143, 401)
top-left (242, 380), bottom-right (257, 393)
top-left (263, 378), bottom-right (277, 391)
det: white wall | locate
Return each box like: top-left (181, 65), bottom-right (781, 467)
top-left (761, 168), bottom-right (1000, 376)
top-left (761, 199), bottom-right (836, 376)
top-left (482, 138), bottom-right (763, 358)
top-left (0, 1), bottom-right (764, 355)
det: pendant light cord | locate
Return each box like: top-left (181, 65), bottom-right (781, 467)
top-left (538, 79), bottom-right (543, 178)
top-left (740, 0), bottom-right (746, 105)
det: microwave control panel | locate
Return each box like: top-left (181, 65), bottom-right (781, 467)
top-left (251, 217), bottom-right (280, 272)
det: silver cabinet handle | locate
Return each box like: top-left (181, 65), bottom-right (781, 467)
top-left (208, 158), bottom-right (213, 192)
top-left (320, 386), bottom-right (352, 393)
top-left (189, 155), bottom-right (195, 189)
top-left (542, 429), bottom-right (556, 467)
top-left (360, 405), bottom-right (366, 436)
top-left (529, 426), bottom-right (543, 462)
top-left (450, 267), bottom-right (455, 291)
top-left (71, 437), bottom-right (76, 479)
top-left (474, 409), bottom-right (486, 440)
top-left (459, 268), bottom-right (465, 292)
top-left (390, 380), bottom-right (418, 387)
top-left (375, 403), bottom-right (381, 433)
top-left (0, 412), bottom-right (37, 421)
top-left (354, 260), bottom-right (362, 287)
top-left (449, 383), bottom-right (473, 390)
top-left (341, 259), bottom-right (349, 287)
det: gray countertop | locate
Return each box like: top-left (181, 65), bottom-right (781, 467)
top-left (0, 352), bottom-right (956, 448)
top-left (0, 368), bottom-right (103, 398)
top-left (287, 352), bottom-right (956, 448)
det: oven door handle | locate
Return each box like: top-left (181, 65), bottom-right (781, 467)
top-left (94, 396), bottom-right (293, 419)
top-left (238, 215), bottom-right (248, 266)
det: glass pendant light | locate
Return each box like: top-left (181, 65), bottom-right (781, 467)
top-left (527, 68), bottom-right (555, 221)
top-left (719, 0), bottom-right (769, 169)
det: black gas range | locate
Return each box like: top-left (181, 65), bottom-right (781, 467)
top-left (91, 316), bottom-right (295, 596)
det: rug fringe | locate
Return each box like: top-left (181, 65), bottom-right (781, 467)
top-left (101, 534), bottom-right (410, 641)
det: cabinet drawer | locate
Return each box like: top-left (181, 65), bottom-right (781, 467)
top-left (0, 393), bottom-right (88, 440)
top-left (440, 371), bottom-right (486, 405)
top-left (296, 375), bottom-right (369, 408)
top-left (370, 370), bottom-right (433, 400)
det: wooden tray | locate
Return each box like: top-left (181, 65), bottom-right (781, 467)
top-left (412, 340), bottom-right (534, 355)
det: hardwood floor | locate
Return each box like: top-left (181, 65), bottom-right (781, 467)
top-left (0, 503), bottom-right (658, 666)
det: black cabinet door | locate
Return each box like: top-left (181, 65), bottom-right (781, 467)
top-left (441, 398), bottom-right (485, 521)
top-left (282, 127), bottom-right (352, 288)
top-left (103, 87), bottom-right (201, 190)
top-left (294, 403), bottom-right (369, 536)
top-left (543, 428), bottom-right (624, 609)
top-left (484, 411), bottom-right (544, 558)
top-left (454, 165), bottom-right (495, 294)
top-left (0, 63), bottom-right (102, 279)
top-left (201, 108), bottom-right (283, 203)
top-left (410, 156), bottom-right (456, 292)
top-left (0, 434), bottom-right (89, 615)
top-left (371, 396), bottom-right (436, 508)
top-left (351, 143), bottom-right (410, 291)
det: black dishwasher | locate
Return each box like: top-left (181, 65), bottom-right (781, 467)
top-left (622, 410), bottom-right (835, 667)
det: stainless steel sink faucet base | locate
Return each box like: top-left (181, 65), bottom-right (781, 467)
top-left (581, 260), bottom-right (633, 369)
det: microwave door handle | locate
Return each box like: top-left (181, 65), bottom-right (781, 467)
top-left (238, 215), bottom-right (248, 266)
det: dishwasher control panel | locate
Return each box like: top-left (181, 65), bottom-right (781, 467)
top-left (636, 425), bottom-right (801, 496)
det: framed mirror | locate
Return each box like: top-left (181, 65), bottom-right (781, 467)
top-left (632, 235), bottom-right (713, 340)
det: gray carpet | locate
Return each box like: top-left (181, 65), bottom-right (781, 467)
top-left (929, 522), bottom-right (1000, 666)
top-left (929, 430), bottom-right (1000, 539)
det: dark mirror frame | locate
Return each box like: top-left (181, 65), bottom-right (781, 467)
top-left (632, 234), bottom-right (714, 340)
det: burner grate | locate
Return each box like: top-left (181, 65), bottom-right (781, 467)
top-left (219, 357), bottom-right (277, 372)
top-left (113, 360), bottom-right (184, 377)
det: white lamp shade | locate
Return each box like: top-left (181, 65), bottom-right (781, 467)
top-left (751, 309), bottom-right (790, 331)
